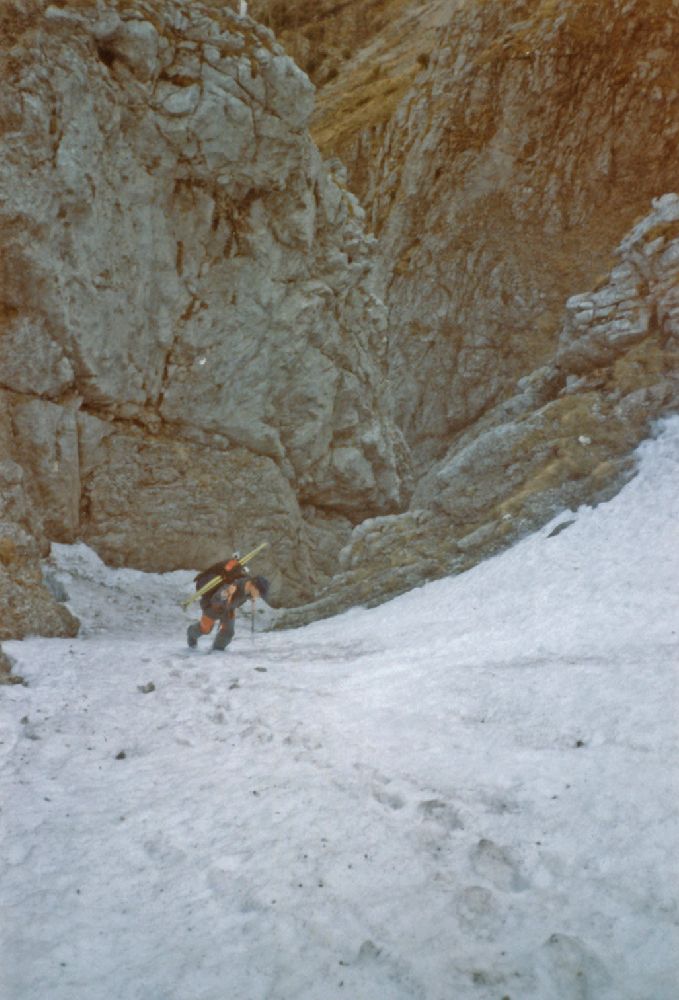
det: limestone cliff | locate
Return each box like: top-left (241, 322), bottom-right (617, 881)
top-left (250, 0), bottom-right (678, 625)
top-left (2, 0), bottom-right (678, 640)
top-left (0, 0), bottom-right (408, 638)
top-left (369, 0), bottom-right (679, 466)
top-left (250, 0), bottom-right (459, 200)
top-left (278, 194), bottom-right (679, 628)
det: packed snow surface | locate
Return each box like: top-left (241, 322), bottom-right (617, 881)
top-left (2, 419), bottom-right (679, 1000)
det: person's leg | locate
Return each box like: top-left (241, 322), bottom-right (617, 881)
top-left (187, 614), bottom-right (215, 647)
top-left (186, 622), bottom-right (201, 647)
top-left (212, 614), bottom-right (235, 651)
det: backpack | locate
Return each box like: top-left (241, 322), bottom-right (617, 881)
top-left (194, 558), bottom-right (246, 601)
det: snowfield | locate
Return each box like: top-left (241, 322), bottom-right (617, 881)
top-left (1, 419), bottom-right (678, 1000)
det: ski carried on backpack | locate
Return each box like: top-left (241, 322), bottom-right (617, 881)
top-left (181, 542), bottom-right (269, 609)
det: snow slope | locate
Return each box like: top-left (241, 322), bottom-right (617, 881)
top-left (1, 419), bottom-right (678, 1000)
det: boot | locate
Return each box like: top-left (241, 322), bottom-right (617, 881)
top-left (212, 630), bottom-right (229, 651)
top-left (187, 622), bottom-right (202, 648)
top-left (212, 621), bottom-right (234, 651)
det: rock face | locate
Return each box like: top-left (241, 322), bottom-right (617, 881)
top-left (259, 0), bottom-right (679, 458)
top-left (250, 0), bottom-right (679, 626)
top-left (252, 0), bottom-right (679, 464)
top-left (2, 0), bottom-right (678, 639)
top-left (0, 0), bottom-right (407, 636)
top-left (0, 439), bottom-right (80, 641)
top-left (251, 0), bottom-right (460, 204)
top-left (248, 0), bottom-right (455, 194)
top-left (277, 194), bottom-right (679, 627)
top-left (248, 0), bottom-right (433, 89)
top-left (366, 0), bottom-right (679, 468)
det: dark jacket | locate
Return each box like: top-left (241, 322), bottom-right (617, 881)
top-left (203, 577), bottom-right (256, 622)
top-left (201, 575), bottom-right (269, 621)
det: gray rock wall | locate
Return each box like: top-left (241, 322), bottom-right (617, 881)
top-left (2, 0), bottom-right (677, 640)
top-left (277, 196), bottom-right (679, 627)
top-left (0, 0), bottom-right (408, 635)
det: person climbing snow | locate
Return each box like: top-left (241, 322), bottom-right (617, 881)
top-left (187, 573), bottom-right (271, 651)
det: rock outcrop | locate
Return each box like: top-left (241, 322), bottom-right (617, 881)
top-left (277, 194), bottom-right (679, 627)
top-left (0, 643), bottom-right (24, 685)
top-left (248, 0), bottom-right (679, 626)
top-left (2, 0), bottom-right (678, 639)
top-left (367, 0), bottom-right (679, 467)
top-left (0, 441), bottom-right (80, 641)
top-left (0, 0), bottom-right (407, 637)
top-left (257, 0), bottom-right (679, 461)
top-left (249, 0), bottom-right (455, 198)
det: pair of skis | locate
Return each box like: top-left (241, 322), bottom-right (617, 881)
top-left (181, 541), bottom-right (269, 609)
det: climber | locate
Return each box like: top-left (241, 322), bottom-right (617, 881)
top-left (186, 574), bottom-right (271, 651)
top-left (181, 542), bottom-right (269, 610)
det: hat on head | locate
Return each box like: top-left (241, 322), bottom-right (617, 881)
top-left (251, 575), bottom-right (270, 601)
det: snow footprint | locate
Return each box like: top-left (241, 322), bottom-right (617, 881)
top-left (281, 723), bottom-right (323, 756)
top-left (0, 719), bottom-right (18, 762)
top-left (370, 776), bottom-right (466, 835)
top-left (144, 833), bottom-right (186, 867)
top-left (418, 798), bottom-right (464, 832)
top-left (336, 939), bottom-right (426, 999)
top-left (238, 717), bottom-right (274, 745)
top-left (372, 785), bottom-right (406, 811)
top-left (456, 885), bottom-right (504, 940)
top-left (534, 932), bottom-right (611, 998)
top-left (210, 704), bottom-right (229, 725)
top-left (470, 838), bottom-right (529, 892)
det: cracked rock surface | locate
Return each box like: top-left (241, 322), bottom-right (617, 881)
top-left (2, 0), bottom-right (678, 638)
top-left (277, 195), bottom-right (679, 628)
top-left (251, 0), bottom-right (679, 627)
top-left (365, 0), bottom-right (679, 467)
top-left (0, 0), bottom-right (408, 635)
